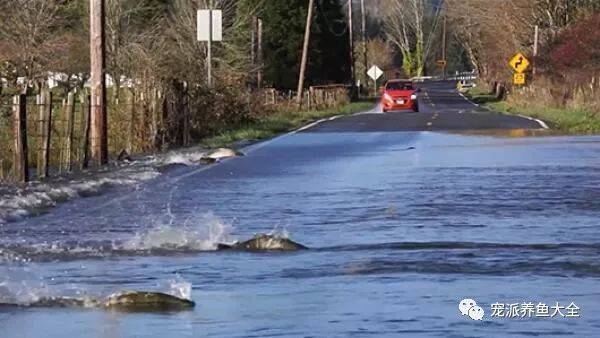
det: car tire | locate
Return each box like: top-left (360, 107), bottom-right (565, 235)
top-left (413, 104), bottom-right (419, 113)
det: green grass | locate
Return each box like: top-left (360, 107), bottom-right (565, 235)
top-left (466, 89), bottom-right (600, 134)
top-left (201, 101), bottom-right (374, 148)
top-left (465, 87), bottom-right (502, 105)
top-left (488, 101), bottom-right (600, 134)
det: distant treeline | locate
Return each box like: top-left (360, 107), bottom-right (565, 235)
top-left (0, 0), bottom-right (352, 95)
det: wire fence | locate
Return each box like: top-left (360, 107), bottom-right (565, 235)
top-left (0, 89), bottom-right (161, 182)
top-left (0, 85), bottom-right (351, 183)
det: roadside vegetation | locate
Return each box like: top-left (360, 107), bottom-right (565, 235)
top-left (467, 86), bottom-right (600, 134)
top-left (0, 0), bottom-right (355, 181)
top-left (448, 2), bottom-right (600, 134)
top-left (202, 101), bottom-right (373, 148)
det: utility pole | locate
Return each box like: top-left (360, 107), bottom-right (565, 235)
top-left (360, 0), bottom-right (368, 95)
top-left (533, 25), bottom-right (539, 75)
top-left (251, 16), bottom-right (256, 67)
top-left (207, 7), bottom-right (213, 87)
top-left (296, 0), bottom-right (315, 105)
top-left (90, 0), bottom-right (108, 166)
top-left (348, 0), bottom-right (355, 88)
top-left (257, 18), bottom-right (263, 89)
top-left (442, 14), bottom-right (447, 79)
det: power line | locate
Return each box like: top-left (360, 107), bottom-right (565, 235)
top-left (423, 1), bottom-right (443, 64)
top-left (316, 0), bottom-right (348, 37)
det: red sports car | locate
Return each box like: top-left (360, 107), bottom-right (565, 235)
top-left (381, 80), bottom-right (419, 113)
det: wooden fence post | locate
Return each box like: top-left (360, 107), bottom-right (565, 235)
top-left (12, 94), bottom-right (28, 183)
top-left (127, 90), bottom-right (135, 153)
top-left (58, 98), bottom-right (66, 174)
top-left (151, 88), bottom-right (158, 151)
top-left (37, 93), bottom-right (44, 176)
top-left (65, 92), bottom-right (75, 172)
top-left (182, 82), bottom-right (190, 147)
top-left (39, 91), bottom-right (53, 178)
top-left (81, 94), bottom-right (91, 169)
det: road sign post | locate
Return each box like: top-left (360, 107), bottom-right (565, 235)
top-left (509, 52), bottom-right (530, 86)
top-left (367, 65), bottom-right (383, 96)
top-left (198, 9), bottom-right (223, 87)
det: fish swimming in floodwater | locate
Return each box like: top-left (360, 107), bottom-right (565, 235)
top-left (200, 148), bottom-right (244, 164)
top-left (28, 297), bottom-right (101, 308)
top-left (105, 291), bottom-right (195, 312)
top-left (0, 291), bottom-right (195, 312)
top-left (217, 234), bottom-right (308, 251)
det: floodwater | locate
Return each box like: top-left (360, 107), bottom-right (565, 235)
top-left (1, 130), bottom-right (599, 337)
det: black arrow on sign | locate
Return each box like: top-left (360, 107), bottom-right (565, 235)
top-left (515, 56), bottom-right (524, 69)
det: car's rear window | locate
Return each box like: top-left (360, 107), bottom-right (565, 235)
top-left (386, 82), bottom-right (414, 90)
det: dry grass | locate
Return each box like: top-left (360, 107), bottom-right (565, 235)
top-left (468, 78), bottom-right (600, 134)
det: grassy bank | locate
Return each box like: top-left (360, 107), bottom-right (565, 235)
top-left (201, 101), bottom-right (374, 148)
top-left (466, 87), bottom-right (600, 134)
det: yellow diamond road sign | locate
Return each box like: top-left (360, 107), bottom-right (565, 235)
top-left (513, 73), bottom-right (526, 85)
top-left (509, 53), bottom-right (530, 73)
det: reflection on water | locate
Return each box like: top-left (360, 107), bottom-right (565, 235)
top-left (448, 128), bottom-right (558, 137)
top-left (1, 132), bottom-right (599, 337)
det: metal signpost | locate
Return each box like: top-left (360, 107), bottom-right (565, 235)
top-left (367, 65), bottom-right (383, 95)
top-left (197, 9), bottom-right (223, 87)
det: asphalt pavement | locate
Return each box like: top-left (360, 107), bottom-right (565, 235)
top-left (306, 80), bottom-right (545, 132)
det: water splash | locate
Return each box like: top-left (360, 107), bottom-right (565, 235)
top-left (0, 170), bottom-right (159, 224)
top-left (123, 212), bottom-right (233, 252)
top-left (267, 224), bottom-right (290, 239)
top-left (0, 212), bottom-right (235, 263)
top-left (156, 276), bottom-right (192, 301)
top-left (0, 248), bottom-right (30, 264)
top-left (163, 150), bottom-right (206, 166)
top-left (0, 266), bottom-right (53, 305)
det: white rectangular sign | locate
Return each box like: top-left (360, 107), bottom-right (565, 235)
top-left (197, 10), bottom-right (222, 42)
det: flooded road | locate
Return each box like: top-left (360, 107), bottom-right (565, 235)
top-left (1, 83), bottom-right (600, 337)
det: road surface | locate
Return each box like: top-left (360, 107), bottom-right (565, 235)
top-left (1, 81), bottom-right (599, 338)
top-left (309, 81), bottom-right (544, 132)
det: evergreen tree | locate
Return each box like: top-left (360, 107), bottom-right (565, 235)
top-left (310, 0), bottom-right (350, 85)
top-left (260, 0), bottom-right (350, 89)
top-left (260, 0), bottom-right (307, 89)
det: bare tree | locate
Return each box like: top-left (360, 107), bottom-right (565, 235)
top-left (105, 0), bottom-right (159, 102)
top-left (383, 0), bottom-right (426, 77)
top-left (445, 0), bottom-right (534, 78)
top-left (0, 0), bottom-right (62, 92)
